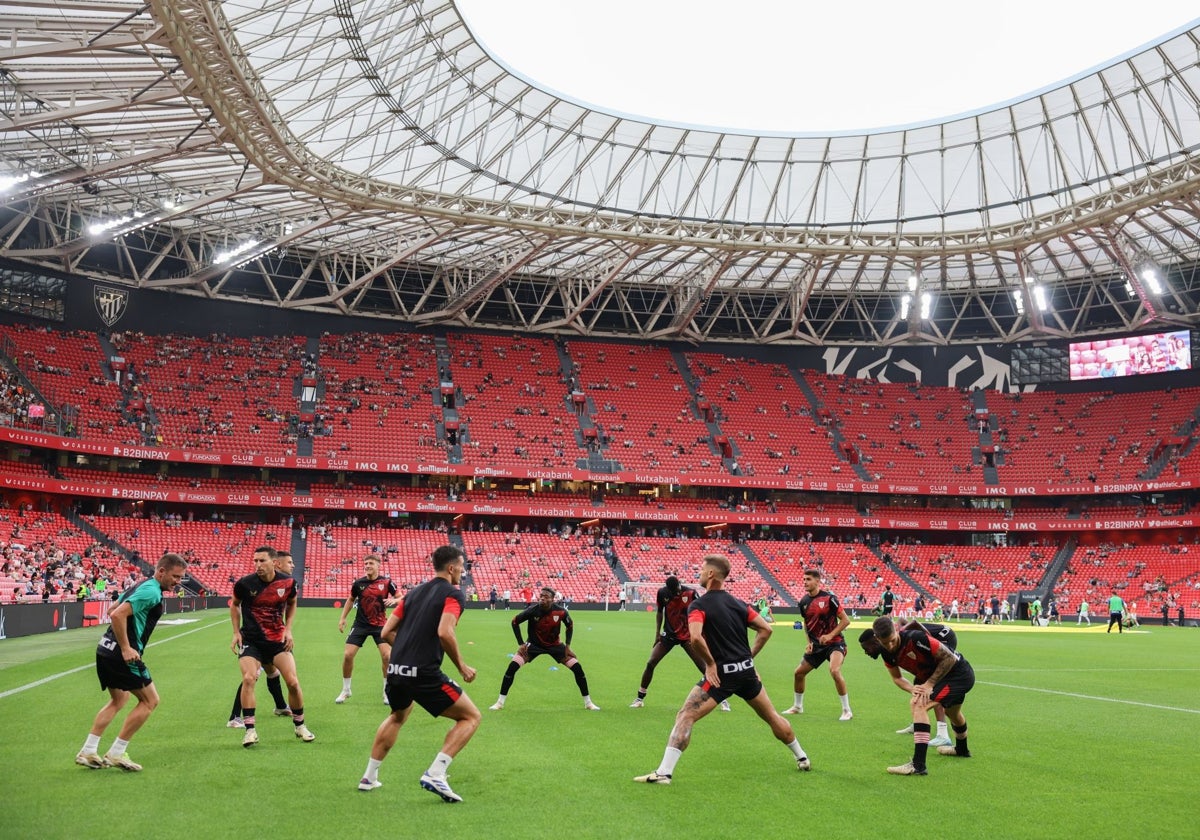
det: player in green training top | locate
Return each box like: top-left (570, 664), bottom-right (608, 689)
top-left (755, 596), bottom-right (774, 624)
top-left (75, 553), bottom-right (188, 772)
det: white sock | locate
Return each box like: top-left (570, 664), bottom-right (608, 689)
top-left (583, 695), bottom-right (593, 705)
top-left (427, 751), bottom-right (453, 778)
top-left (785, 738), bottom-right (807, 760)
top-left (839, 693), bottom-right (850, 713)
top-left (82, 734), bottom-right (101, 753)
top-left (364, 757), bottom-right (382, 782)
top-left (937, 721), bottom-right (949, 738)
top-left (109, 738), bottom-right (129, 757)
top-left (342, 678), bottom-right (352, 691)
top-left (794, 692), bottom-right (804, 709)
top-left (495, 695), bottom-right (506, 705)
top-left (657, 746), bottom-right (683, 776)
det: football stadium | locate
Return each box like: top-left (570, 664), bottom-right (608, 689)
top-left (0, 2), bottom-right (1198, 837)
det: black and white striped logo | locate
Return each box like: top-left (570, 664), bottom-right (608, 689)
top-left (93, 285), bottom-right (129, 327)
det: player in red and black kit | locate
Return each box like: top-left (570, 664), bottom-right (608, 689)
top-left (782, 568), bottom-right (853, 720)
top-left (631, 576), bottom-right (732, 710)
top-left (231, 546), bottom-right (314, 747)
top-left (335, 554), bottom-right (399, 704)
top-left (227, 549), bottom-right (294, 727)
top-left (634, 554), bottom-right (811, 785)
top-left (356, 544), bottom-right (479, 802)
top-left (864, 615), bottom-right (975, 776)
top-left (860, 619), bottom-right (956, 746)
top-left (488, 586), bottom-right (600, 711)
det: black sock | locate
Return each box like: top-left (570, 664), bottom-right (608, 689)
top-left (291, 707), bottom-right (304, 726)
top-left (499, 662), bottom-right (520, 696)
top-left (267, 674), bottom-right (287, 710)
top-left (570, 662), bottom-right (590, 696)
top-left (230, 685), bottom-right (243, 719)
top-left (913, 722), bottom-right (931, 769)
top-left (636, 689), bottom-right (647, 700)
top-left (244, 707), bottom-right (256, 729)
top-left (952, 722), bottom-right (970, 755)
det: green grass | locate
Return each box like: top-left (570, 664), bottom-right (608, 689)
top-left (0, 609), bottom-right (1196, 839)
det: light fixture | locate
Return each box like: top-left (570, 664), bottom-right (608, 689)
top-left (1032, 285), bottom-right (1048, 312)
top-left (88, 210), bottom-right (148, 237)
top-left (919, 291), bottom-right (932, 320)
top-left (1021, 276), bottom-right (1050, 313)
top-left (1140, 268), bottom-right (1163, 295)
top-left (1012, 289), bottom-right (1025, 315)
top-left (900, 294), bottom-right (911, 320)
top-left (214, 240), bottom-right (261, 265)
top-left (0, 170), bottom-right (42, 193)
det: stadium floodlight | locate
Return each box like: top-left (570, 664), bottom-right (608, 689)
top-left (1140, 268), bottom-right (1163, 295)
top-left (919, 291), bottom-right (932, 320)
top-left (0, 170), bottom-right (41, 193)
top-left (88, 210), bottom-right (149, 237)
top-left (900, 294), bottom-right (911, 320)
top-left (1032, 284), bottom-right (1049, 312)
top-left (1012, 289), bottom-right (1025, 315)
top-left (907, 274), bottom-right (919, 292)
top-left (214, 239), bottom-right (261, 265)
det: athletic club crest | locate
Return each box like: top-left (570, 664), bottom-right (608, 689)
top-left (93, 285), bottom-right (129, 327)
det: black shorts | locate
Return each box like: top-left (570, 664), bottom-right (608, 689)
top-left (699, 666), bottom-right (763, 705)
top-left (346, 625), bottom-right (385, 648)
top-left (96, 652), bottom-right (152, 692)
top-left (385, 672), bottom-right (463, 718)
top-left (239, 639), bottom-right (288, 666)
top-left (803, 641), bottom-right (847, 668)
top-left (656, 633), bottom-right (691, 650)
top-left (524, 643), bottom-right (574, 664)
top-left (930, 662), bottom-right (975, 709)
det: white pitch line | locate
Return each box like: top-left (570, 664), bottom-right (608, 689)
top-left (979, 680), bottom-right (1200, 714)
top-left (980, 668), bottom-right (1200, 673)
top-left (0, 619), bottom-right (225, 700)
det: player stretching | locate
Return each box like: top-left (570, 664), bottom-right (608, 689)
top-left (781, 569), bottom-right (853, 720)
top-left (489, 587), bottom-right (600, 711)
top-left (634, 554), bottom-right (810, 785)
top-left (868, 619), bottom-right (955, 747)
top-left (630, 576), bottom-right (730, 712)
top-left (357, 545), bottom-right (480, 801)
top-left (76, 553), bottom-right (187, 771)
top-left (336, 554), bottom-right (399, 704)
top-left (861, 615), bottom-right (975, 776)
top-left (231, 546), bottom-right (315, 747)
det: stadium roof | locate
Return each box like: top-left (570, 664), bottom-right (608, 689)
top-left (1, 0), bottom-right (1199, 344)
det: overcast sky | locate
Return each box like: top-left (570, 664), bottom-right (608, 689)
top-left (455, 1), bottom-right (1199, 132)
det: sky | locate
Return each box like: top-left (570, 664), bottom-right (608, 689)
top-left (454, 1), bottom-right (1199, 132)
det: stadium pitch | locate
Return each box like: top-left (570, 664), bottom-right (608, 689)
top-left (0, 608), bottom-right (1195, 839)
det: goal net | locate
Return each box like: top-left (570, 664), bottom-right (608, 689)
top-left (620, 581), bottom-right (662, 610)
